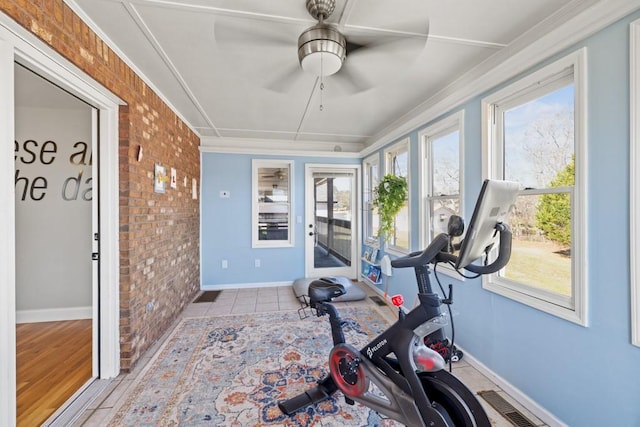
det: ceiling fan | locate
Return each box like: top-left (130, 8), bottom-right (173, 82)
top-left (214, 0), bottom-right (429, 94)
top-left (297, 0), bottom-right (348, 77)
top-left (260, 169), bottom-right (286, 180)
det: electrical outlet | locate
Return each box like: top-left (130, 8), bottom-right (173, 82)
top-left (222, 259), bottom-right (228, 269)
top-left (255, 259), bottom-right (261, 267)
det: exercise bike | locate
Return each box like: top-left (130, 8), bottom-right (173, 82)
top-left (278, 179), bottom-right (520, 426)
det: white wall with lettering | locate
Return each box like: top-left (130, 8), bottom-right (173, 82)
top-left (15, 101), bottom-right (93, 322)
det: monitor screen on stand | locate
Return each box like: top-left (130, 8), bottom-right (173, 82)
top-left (455, 179), bottom-right (520, 270)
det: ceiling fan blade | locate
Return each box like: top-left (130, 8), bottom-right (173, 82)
top-left (342, 34), bottom-right (427, 84)
top-left (345, 40), bottom-right (366, 56)
top-left (265, 63), bottom-right (307, 93)
top-left (350, 33), bottom-right (427, 60)
top-left (345, 17), bottom-right (429, 60)
top-left (325, 63), bottom-right (373, 95)
top-left (214, 17), bottom-right (293, 50)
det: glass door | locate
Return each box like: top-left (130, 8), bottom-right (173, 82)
top-left (305, 165), bottom-right (359, 278)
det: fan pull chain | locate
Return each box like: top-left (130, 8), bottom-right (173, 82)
top-left (320, 52), bottom-right (324, 111)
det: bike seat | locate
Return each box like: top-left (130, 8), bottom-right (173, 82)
top-left (308, 278), bottom-right (346, 304)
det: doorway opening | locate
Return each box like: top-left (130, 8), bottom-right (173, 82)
top-left (14, 63), bottom-right (97, 426)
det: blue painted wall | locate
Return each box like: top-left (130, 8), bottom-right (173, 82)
top-left (369, 11), bottom-right (640, 427)
top-left (201, 153), bottom-right (359, 286)
top-left (201, 11), bottom-right (640, 425)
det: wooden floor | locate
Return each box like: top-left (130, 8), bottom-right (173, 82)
top-left (16, 319), bottom-right (92, 427)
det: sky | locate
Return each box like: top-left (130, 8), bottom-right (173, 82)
top-left (503, 83), bottom-right (574, 188)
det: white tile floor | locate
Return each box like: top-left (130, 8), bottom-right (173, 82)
top-left (73, 284), bottom-right (547, 426)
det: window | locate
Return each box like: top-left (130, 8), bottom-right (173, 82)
top-left (384, 138), bottom-right (410, 253)
top-left (252, 159), bottom-right (293, 247)
top-left (363, 154), bottom-right (380, 244)
top-left (419, 111), bottom-right (463, 253)
top-left (482, 49), bottom-right (586, 325)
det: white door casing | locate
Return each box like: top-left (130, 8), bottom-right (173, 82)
top-left (0, 14), bottom-right (122, 427)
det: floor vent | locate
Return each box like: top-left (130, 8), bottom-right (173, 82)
top-left (194, 290), bottom-right (221, 303)
top-left (369, 296), bottom-right (387, 306)
top-left (478, 390), bottom-right (538, 427)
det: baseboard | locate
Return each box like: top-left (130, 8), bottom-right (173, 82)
top-left (458, 347), bottom-right (567, 427)
top-left (16, 306), bottom-right (92, 324)
top-left (201, 281), bottom-right (293, 291)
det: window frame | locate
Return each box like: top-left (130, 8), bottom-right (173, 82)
top-left (363, 153), bottom-right (380, 246)
top-left (481, 48), bottom-right (587, 326)
top-left (252, 159), bottom-right (294, 248)
top-left (383, 137), bottom-right (411, 254)
top-left (418, 111), bottom-right (464, 259)
top-left (630, 19), bottom-right (640, 347)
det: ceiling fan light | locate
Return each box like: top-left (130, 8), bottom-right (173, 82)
top-left (301, 50), bottom-right (342, 76)
top-left (298, 24), bottom-right (346, 76)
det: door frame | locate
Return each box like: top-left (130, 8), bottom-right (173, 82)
top-left (0, 16), bottom-right (122, 426)
top-left (304, 164), bottom-right (361, 279)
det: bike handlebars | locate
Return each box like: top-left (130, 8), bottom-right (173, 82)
top-left (391, 222), bottom-right (512, 276)
top-left (391, 234), bottom-right (449, 269)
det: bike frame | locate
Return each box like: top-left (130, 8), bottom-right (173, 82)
top-left (278, 236), bottom-right (496, 426)
top-left (321, 289), bottom-right (451, 425)
top-left (279, 180), bottom-right (517, 426)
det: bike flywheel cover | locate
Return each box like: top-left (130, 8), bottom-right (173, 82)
top-left (329, 344), bottom-right (368, 397)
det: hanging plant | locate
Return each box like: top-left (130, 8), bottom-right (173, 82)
top-left (373, 174), bottom-right (408, 242)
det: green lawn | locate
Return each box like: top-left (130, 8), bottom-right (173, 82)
top-left (504, 239), bottom-right (572, 296)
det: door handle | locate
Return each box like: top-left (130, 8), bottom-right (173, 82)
top-left (308, 224), bottom-right (318, 246)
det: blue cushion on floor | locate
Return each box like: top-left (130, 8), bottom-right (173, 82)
top-left (292, 276), bottom-right (366, 302)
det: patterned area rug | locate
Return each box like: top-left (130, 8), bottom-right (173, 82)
top-left (108, 307), bottom-right (400, 426)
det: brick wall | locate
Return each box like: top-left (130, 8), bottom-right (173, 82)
top-left (3, 1), bottom-right (201, 372)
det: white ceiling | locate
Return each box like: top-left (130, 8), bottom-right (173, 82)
top-left (69, 0), bottom-right (585, 151)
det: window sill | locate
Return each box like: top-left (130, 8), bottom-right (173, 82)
top-left (482, 278), bottom-right (587, 326)
top-left (252, 241), bottom-right (294, 249)
top-left (384, 246), bottom-right (410, 258)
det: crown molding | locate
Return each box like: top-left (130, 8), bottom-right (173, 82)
top-left (200, 137), bottom-right (362, 158)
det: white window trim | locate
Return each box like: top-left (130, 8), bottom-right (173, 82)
top-left (418, 110), bottom-right (465, 252)
top-left (630, 19), bottom-right (640, 347)
top-left (363, 153), bottom-right (380, 246)
top-left (481, 48), bottom-right (588, 326)
top-left (384, 137), bottom-right (411, 255)
top-left (252, 159), bottom-right (294, 248)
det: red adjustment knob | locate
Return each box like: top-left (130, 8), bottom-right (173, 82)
top-left (391, 294), bottom-right (404, 307)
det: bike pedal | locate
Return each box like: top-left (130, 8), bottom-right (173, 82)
top-left (297, 306), bottom-right (311, 320)
top-left (345, 397), bottom-right (355, 405)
